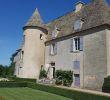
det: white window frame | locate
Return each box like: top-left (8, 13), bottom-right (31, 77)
top-left (50, 43), bottom-right (57, 56)
top-left (70, 36), bottom-right (83, 52)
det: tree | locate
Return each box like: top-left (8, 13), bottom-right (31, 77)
top-left (0, 65), bottom-right (4, 77)
top-left (8, 62), bottom-right (15, 76)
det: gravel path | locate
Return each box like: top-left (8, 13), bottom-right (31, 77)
top-left (56, 86), bottom-right (110, 97)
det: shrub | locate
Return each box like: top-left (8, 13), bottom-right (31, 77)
top-left (102, 76), bottom-right (110, 93)
top-left (0, 82), bottom-right (27, 87)
top-left (27, 82), bottom-right (110, 100)
top-left (55, 79), bottom-right (62, 85)
top-left (8, 77), bottom-right (36, 83)
top-left (55, 70), bottom-right (73, 86)
top-left (39, 69), bottom-right (47, 79)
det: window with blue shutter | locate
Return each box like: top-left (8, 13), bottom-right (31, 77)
top-left (73, 61), bottom-right (80, 70)
top-left (70, 37), bottom-right (83, 52)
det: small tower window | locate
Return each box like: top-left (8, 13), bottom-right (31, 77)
top-left (40, 34), bottom-right (43, 40)
top-left (22, 35), bottom-right (25, 45)
top-left (20, 51), bottom-right (24, 60)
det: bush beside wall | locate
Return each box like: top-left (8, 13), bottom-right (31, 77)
top-left (27, 82), bottom-right (110, 100)
top-left (39, 69), bottom-right (47, 79)
top-left (102, 76), bottom-right (110, 93)
top-left (55, 70), bottom-right (73, 86)
top-left (8, 77), bottom-right (36, 83)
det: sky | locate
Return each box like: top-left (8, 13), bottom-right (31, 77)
top-left (0, 0), bottom-right (110, 65)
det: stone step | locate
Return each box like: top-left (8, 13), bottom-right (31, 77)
top-left (37, 79), bottom-right (55, 85)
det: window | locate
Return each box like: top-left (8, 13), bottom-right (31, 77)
top-left (22, 35), bottom-right (25, 45)
top-left (74, 74), bottom-right (80, 87)
top-left (40, 34), bottom-right (43, 40)
top-left (73, 61), bottom-right (80, 70)
top-left (70, 37), bottom-right (83, 52)
top-left (74, 38), bottom-right (80, 51)
top-left (52, 26), bottom-right (60, 38)
top-left (50, 43), bottom-right (57, 55)
top-left (74, 20), bottom-right (83, 31)
top-left (20, 51), bottom-right (24, 60)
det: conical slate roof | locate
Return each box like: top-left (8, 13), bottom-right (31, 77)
top-left (24, 8), bottom-right (45, 29)
top-left (47, 0), bottom-right (110, 40)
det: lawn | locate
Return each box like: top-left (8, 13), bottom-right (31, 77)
top-left (0, 87), bottom-right (72, 100)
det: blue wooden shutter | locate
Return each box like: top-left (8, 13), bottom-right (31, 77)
top-left (74, 61), bottom-right (80, 69)
top-left (70, 38), bottom-right (73, 52)
top-left (50, 45), bottom-right (52, 55)
top-left (54, 43), bottom-right (57, 55)
top-left (80, 37), bottom-right (83, 51)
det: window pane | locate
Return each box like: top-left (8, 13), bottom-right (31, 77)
top-left (78, 38), bottom-right (80, 50)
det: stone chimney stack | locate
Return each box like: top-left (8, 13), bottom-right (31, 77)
top-left (75, 1), bottom-right (84, 13)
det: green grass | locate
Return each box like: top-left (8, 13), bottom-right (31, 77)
top-left (0, 88), bottom-right (72, 100)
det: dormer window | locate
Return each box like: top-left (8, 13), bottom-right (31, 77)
top-left (74, 19), bottom-right (83, 31)
top-left (52, 26), bottom-right (60, 38)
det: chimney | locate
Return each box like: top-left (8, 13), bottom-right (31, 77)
top-left (75, 1), bottom-right (84, 12)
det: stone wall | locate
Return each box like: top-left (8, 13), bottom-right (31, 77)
top-left (83, 30), bottom-right (107, 90)
top-left (45, 38), bottom-right (83, 87)
top-left (21, 28), bottom-right (46, 79)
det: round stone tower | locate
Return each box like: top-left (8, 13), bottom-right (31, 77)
top-left (21, 8), bottom-right (47, 79)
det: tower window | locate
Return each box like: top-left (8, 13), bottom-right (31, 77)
top-left (22, 35), bottom-right (25, 45)
top-left (40, 34), bottom-right (43, 40)
top-left (20, 51), bottom-right (24, 60)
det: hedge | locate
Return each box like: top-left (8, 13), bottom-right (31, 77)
top-left (102, 76), bottom-right (110, 93)
top-left (8, 77), bottom-right (36, 83)
top-left (0, 82), bottom-right (27, 87)
top-left (0, 82), bottom-right (110, 100)
top-left (27, 82), bottom-right (110, 100)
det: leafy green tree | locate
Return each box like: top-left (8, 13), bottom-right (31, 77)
top-left (0, 65), bottom-right (4, 77)
top-left (8, 62), bottom-right (15, 76)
